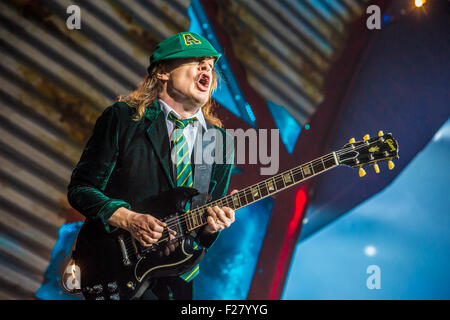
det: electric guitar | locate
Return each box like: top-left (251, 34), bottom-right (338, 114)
top-left (63, 131), bottom-right (399, 300)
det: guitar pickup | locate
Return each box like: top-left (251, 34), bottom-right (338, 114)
top-left (118, 235), bottom-right (131, 266)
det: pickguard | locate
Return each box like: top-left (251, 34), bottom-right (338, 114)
top-left (134, 239), bottom-right (194, 282)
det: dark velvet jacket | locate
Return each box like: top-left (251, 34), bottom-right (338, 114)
top-left (67, 100), bottom-right (234, 247)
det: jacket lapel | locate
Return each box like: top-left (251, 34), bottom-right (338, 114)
top-left (145, 101), bottom-right (175, 188)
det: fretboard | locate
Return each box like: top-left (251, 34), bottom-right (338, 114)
top-left (183, 152), bottom-right (339, 232)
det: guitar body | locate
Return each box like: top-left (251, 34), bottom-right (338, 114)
top-left (73, 187), bottom-right (206, 300)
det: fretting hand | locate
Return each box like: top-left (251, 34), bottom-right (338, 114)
top-left (203, 189), bottom-right (238, 234)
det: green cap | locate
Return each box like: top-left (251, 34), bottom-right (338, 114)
top-left (148, 32), bottom-right (222, 74)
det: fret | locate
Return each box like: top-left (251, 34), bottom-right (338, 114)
top-left (292, 166), bottom-right (303, 182)
top-left (221, 197), bottom-right (228, 209)
top-left (186, 212), bottom-right (193, 230)
top-left (259, 181), bottom-right (269, 197)
top-left (182, 213), bottom-right (189, 233)
top-left (212, 200), bottom-right (221, 210)
top-left (325, 157), bottom-right (335, 169)
top-left (320, 156), bottom-right (326, 171)
top-left (257, 183), bottom-right (264, 200)
top-left (274, 174), bottom-right (285, 190)
top-left (224, 196), bottom-right (234, 209)
top-left (197, 209), bottom-right (206, 225)
top-left (312, 162), bottom-right (321, 174)
top-left (310, 163), bottom-right (315, 175)
top-left (216, 198), bottom-right (224, 209)
top-left (245, 188), bottom-right (254, 204)
top-left (332, 152), bottom-right (339, 166)
top-left (282, 173), bottom-right (287, 187)
top-left (238, 191), bottom-right (247, 207)
top-left (192, 210), bottom-right (198, 227)
top-left (202, 208), bottom-right (208, 224)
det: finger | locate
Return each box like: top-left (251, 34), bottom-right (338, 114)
top-left (214, 206), bottom-right (227, 223)
top-left (222, 207), bottom-right (235, 222)
top-left (207, 215), bottom-right (219, 231)
top-left (168, 228), bottom-right (177, 237)
top-left (151, 220), bottom-right (165, 233)
top-left (230, 189), bottom-right (238, 195)
top-left (146, 221), bottom-right (164, 234)
top-left (210, 207), bottom-right (225, 228)
top-left (148, 230), bottom-right (163, 240)
top-left (155, 218), bottom-right (167, 228)
top-left (140, 234), bottom-right (154, 247)
top-left (207, 207), bottom-right (218, 220)
top-left (215, 207), bottom-right (232, 228)
top-left (138, 239), bottom-right (148, 247)
top-left (164, 247), bottom-right (170, 256)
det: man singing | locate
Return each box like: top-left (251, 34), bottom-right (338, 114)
top-left (68, 32), bottom-right (236, 300)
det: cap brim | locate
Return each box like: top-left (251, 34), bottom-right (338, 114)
top-left (148, 49), bottom-right (222, 74)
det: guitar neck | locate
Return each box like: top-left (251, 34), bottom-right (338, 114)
top-left (184, 151), bottom-right (340, 232)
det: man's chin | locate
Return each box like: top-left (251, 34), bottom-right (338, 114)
top-left (192, 94), bottom-right (209, 108)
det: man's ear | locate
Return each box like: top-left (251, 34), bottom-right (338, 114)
top-left (156, 71), bottom-right (170, 81)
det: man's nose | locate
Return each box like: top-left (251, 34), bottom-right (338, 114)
top-left (199, 61), bottom-right (212, 71)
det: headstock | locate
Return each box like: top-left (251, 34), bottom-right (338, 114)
top-left (337, 131), bottom-right (399, 177)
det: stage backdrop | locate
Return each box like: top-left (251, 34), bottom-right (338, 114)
top-left (284, 0), bottom-right (450, 299)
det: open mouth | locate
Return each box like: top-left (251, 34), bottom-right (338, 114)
top-left (196, 73), bottom-right (210, 92)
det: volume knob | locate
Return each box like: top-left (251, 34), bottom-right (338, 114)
top-left (92, 284), bottom-right (103, 293)
top-left (107, 281), bottom-right (118, 292)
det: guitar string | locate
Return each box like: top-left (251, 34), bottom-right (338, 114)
top-left (162, 141), bottom-right (368, 231)
top-left (158, 154), bottom-right (336, 236)
top-left (146, 139), bottom-right (391, 248)
top-left (139, 152), bottom-right (338, 251)
top-left (148, 139), bottom-right (392, 252)
top-left (156, 139), bottom-right (386, 244)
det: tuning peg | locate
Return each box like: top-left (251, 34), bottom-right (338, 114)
top-left (388, 160), bottom-right (395, 170)
top-left (349, 138), bottom-right (356, 144)
top-left (378, 130), bottom-right (384, 137)
top-left (359, 167), bottom-right (366, 177)
top-left (363, 134), bottom-right (370, 141)
top-left (373, 163), bottom-right (380, 174)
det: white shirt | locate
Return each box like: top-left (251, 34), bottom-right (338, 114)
top-left (159, 98), bottom-right (208, 159)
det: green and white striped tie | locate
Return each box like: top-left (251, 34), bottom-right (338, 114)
top-left (168, 112), bottom-right (198, 190)
top-left (168, 112), bottom-right (202, 282)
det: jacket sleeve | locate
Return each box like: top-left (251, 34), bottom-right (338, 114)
top-left (67, 105), bottom-right (131, 233)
